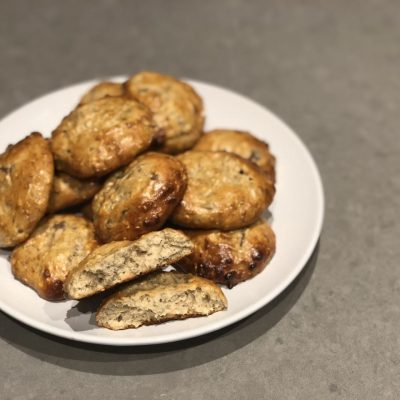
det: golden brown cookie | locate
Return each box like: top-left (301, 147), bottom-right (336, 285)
top-left (170, 151), bottom-right (275, 230)
top-left (47, 172), bottom-right (101, 214)
top-left (64, 228), bottom-right (193, 299)
top-left (51, 96), bottom-right (155, 178)
top-left (176, 219), bottom-right (276, 288)
top-left (124, 71), bottom-right (204, 154)
top-left (79, 81), bottom-right (124, 105)
top-left (92, 152), bottom-right (187, 243)
top-left (0, 133), bottom-right (54, 248)
top-left (193, 129), bottom-right (276, 181)
top-left (11, 215), bottom-right (98, 300)
top-left (96, 271), bottom-right (227, 330)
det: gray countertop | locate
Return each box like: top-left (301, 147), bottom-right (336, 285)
top-left (1, 1), bottom-right (399, 399)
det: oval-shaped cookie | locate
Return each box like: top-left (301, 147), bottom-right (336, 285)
top-left (193, 129), bottom-right (276, 182)
top-left (170, 151), bottom-right (275, 230)
top-left (124, 71), bottom-right (204, 154)
top-left (0, 132), bottom-right (54, 248)
top-left (79, 81), bottom-right (124, 105)
top-left (11, 215), bottom-right (98, 300)
top-left (176, 219), bottom-right (276, 288)
top-left (92, 152), bottom-right (187, 243)
top-left (51, 96), bottom-right (155, 178)
top-left (47, 172), bottom-right (101, 213)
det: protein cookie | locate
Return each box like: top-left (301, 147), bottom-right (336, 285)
top-left (51, 96), bottom-right (155, 178)
top-left (96, 271), bottom-right (227, 330)
top-left (0, 132), bottom-right (54, 248)
top-left (79, 81), bottom-right (124, 105)
top-left (170, 151), bottom-right (275, 230)
top-left (92, 152), bottom-right (187, 243)
top-left (193, 129), bottom-right (276, 182)
top-left (47, 172), bottom-right (101, 214)
top-left (11, 215), bottom-right (98, 300)
top-left (176, 219), bottom-right (276, 288)
top-left (64, 228), bottom-right (193, 299)
top-left (124, 71), bottom-right (204, 154)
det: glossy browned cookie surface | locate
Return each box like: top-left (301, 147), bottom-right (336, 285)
top-left (92, 152), bottom-right (187, 243)
top-left (176, 219), bottom-right (276, 288)
top-left (51, 96), bottom-right (155, 178)
top-left (11, 214), bottom-right (98, 300)
top-left (0, 132), bottom-right (54, 248)
top-left (194, 129), bottom-right (276, 182)
top-left (170, 151), bottom-right (275, 230)
top-left (125, 71), bottom-right (204, 154)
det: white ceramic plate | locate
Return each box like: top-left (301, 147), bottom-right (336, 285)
top-left (0, 77), bottom-right (324, 346)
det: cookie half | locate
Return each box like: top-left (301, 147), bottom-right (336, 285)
top-left (96, 271), bottom-right (227, 330)
top-left (64, 228), bottom-right (193, 299)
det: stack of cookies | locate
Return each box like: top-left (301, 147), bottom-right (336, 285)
top-left (0, 71), bottom-right (276, 330)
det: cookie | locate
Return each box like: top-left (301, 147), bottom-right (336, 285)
top-left (96, 271), bottom-right (227, 330)
top-left (193, 129), bottom-right (276, 181)
top-left (0, 133), bottom-right (54, 247)
top-left (124, 71), bottom-right (204, 154)
top-left (170, 151), bottom-right (275, 230)
top-left (92, 152), bottom-right (187, 243)
top-left (51, 96), bottom-right (155, 178)
top-left (11, 215), bottom-right (98, 300)
top-left (176, 219), bottom-right (276, 288)
top-left (64, 228), bottom-right (193, 299)
top-left (47, 172), bottom-right (101, 213)
top-left (79, 81), bottom-right (124, 105)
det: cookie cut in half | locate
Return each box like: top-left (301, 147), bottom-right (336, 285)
top-left (64, 228), bottom-right (193, 299)
top-left (96, 271), bottom-right (227, 330)
top-left (11, 215), bottom-right (98, 300)
top-left (176, 219), bottom-right (276, 288)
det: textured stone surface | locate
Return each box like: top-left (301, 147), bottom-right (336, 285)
top-left (1, 0), bottom-right (400, 399)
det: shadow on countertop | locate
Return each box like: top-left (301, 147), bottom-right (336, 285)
top-left (0, 242), bottom-right (320, 376)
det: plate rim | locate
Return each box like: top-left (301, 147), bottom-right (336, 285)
top-left (0, 77), bottom-right (325, 346)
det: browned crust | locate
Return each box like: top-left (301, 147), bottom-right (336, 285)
top-left (193, 129), bottom-right (276, 182)
top-left (92, 152), bottom-right (188, 243)
top-left (175, 219), bottom-right (276, 288)
top-left (0, 132), bottom-right (54, 247)
top-left (47, 172), bottom-right (101, 214)
top-left (124, 71), bottom-right (204, 154)
top-left (11, 215), bottom-right (98, 300)
top-left (170, 151), bottom-right (275, 230)
top-left (51, 97), bottom-right (155, 178)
